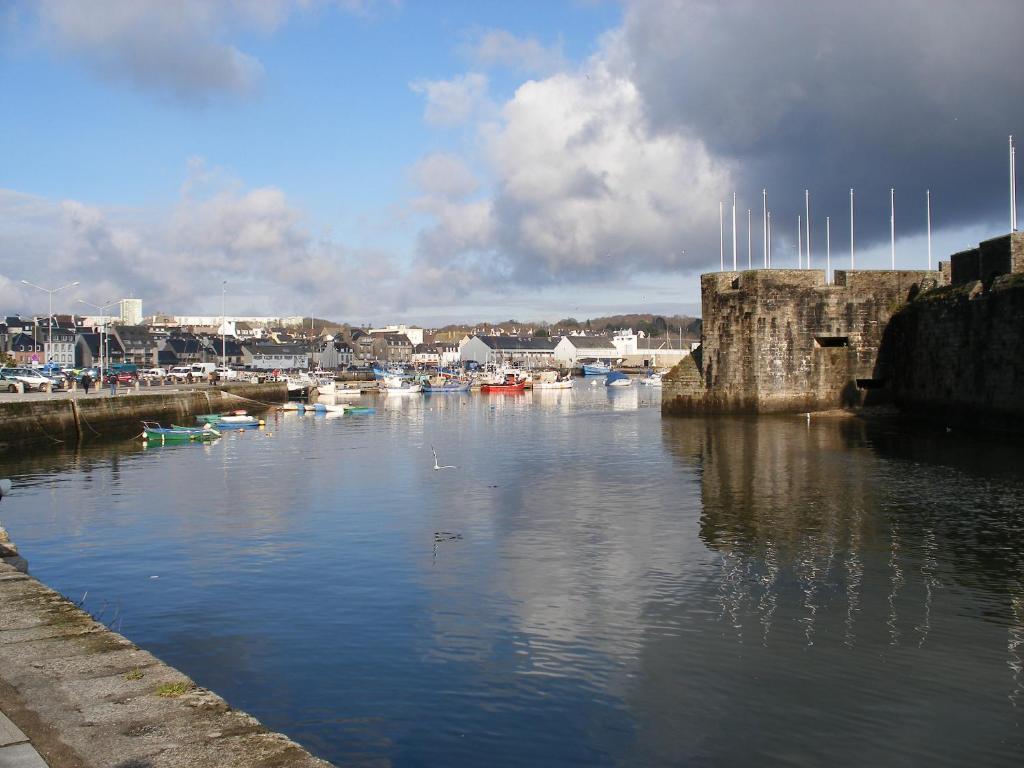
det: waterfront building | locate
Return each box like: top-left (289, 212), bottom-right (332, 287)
top-left (112, 325), bottom-right (157, 366)
top-left (460, 335), bottom-right (558, 367)
top-left (7, 333), bottom-right (44, 365)
top-left (372, 333), bottom-right (413, 363)
top-left (75, 332), bottom-right (125, 369)
top-left (312, 338), bottom-right (353, 369)
top-left (242, 342), bottom-right (311, 370)
top-left (552, 335), bottom-right (618, 367)
top-left (370, 324), bottom-right (424, 346)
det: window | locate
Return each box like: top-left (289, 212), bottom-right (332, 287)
top-left (815, 336), bottom-right (849, 348)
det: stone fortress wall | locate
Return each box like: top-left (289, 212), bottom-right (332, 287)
top-left (663, 232), bottom-right (1024, 431)
top-left (663, 268), bottom-right (944, 415)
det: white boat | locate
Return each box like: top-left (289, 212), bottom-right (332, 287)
top-left (605, 372), bottom-right (632, 387)
top-left (332, 386), bottom-right (364, 397)
top-left (637, 373), bottom-right (664, 387)
top-left (533, 370), bottom-right (574, 390)
top-left (380, 375), bottom-right (422, 395)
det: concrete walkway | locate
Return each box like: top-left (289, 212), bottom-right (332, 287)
top-left (0, 709), bottom-right (48, 767)
top-left (0, 559), bottom-right (333, 767)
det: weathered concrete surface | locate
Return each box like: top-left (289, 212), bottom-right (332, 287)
top-left (0, 559), bottom-right (333, 768)
top-left (0, 383), bottom-right (287, 453)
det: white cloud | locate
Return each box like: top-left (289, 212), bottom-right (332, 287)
top-left (411, 38), bottom-right (732, 285)
top-left (410, 73), bottom-right (490, 126)
top-left (30, 0), bottom-right (387, 104)
top-left (0, 163), bottom-right (409, 319)
top-left (410, 152), bottom-right (480, 200)
top-left (465, 29), bottom-right (567, 76)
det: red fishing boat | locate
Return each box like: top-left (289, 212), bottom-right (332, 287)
top-left (480, 373), bottom-right (527, 393)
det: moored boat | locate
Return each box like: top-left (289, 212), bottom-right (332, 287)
top-left (422, 375), bottom-right (470, 393)
top-left (605, 371), bottom-right (632, 387)
top-left (480, 373), bottom-right (527, 393)
top-left (141, 421), bottom-right (221, 443)
top-left (582, 362), bottom-right (612, 376)
top-left (380, 375), bottom-right (422, 395)
top-left (533, 370), bottom-right (574, 390)
top-left (637, 372), bottom-right (664, 387)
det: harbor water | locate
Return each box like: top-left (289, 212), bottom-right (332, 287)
top-left (1, 386), bottom-right (1022, 766)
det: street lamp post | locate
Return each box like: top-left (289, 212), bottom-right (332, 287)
top-left (77, 298), bottom-right (119, 384)
top-left (21, 279), bottom-right (80, 367)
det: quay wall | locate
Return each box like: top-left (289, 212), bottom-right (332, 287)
top-left (886, 271), bottom-right (1024, 432)
top-left (0, 382), bottom-right (287, 452)
top-left (662, 268), bottom-right (943, 416)
top-left (0, 552), bottom-right (332, 767)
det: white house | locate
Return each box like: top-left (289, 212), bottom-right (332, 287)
top-left (612, 328), bottom-right (638, 356)
top-left (460, 335), bottom-right (557, 367)
top-left (370, 324), bottom-right (424, 346)
top-left (552, 335), bottom-right (618, 367)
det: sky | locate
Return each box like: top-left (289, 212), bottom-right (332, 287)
top-left (1, 0), bottom-right (1021, 324)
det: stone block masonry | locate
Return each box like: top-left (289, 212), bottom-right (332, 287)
top-left (886, 237), bottom-right (1024, 432)
top-left (0, 556), bottom-right (333, 767)
top-left (663, 268), bottom-right (944, 415)
top-left (0, 382), bottom-right (287, 452)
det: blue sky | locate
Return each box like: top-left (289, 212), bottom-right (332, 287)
top-left (1, 1), bottom-right (1020, 324)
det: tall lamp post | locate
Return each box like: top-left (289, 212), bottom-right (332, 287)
top-left (21, 279), bottom-right (79, 366)
top-left (77, 298), bottom-right (119, 383)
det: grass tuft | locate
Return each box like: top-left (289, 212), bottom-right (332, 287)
top-left (156, 681), bottom-right (193, 698)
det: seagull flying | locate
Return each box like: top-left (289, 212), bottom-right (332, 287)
top-left (431, 445), bottom-right (456, 471)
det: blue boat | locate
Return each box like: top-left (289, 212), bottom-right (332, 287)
top-left (605, 371), bottom-right (631, 387)
top-left (582, 362), bottom-right (612, 376)
top-left (422, 376), bottom-right (470, 393)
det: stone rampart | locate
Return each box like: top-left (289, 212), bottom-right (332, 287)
top-left (663, 268), bottom-right (943, 415)
top-left (0, 382), bottom-right (287, 452)
top-left (887, 269), bottom-right (1024, 432)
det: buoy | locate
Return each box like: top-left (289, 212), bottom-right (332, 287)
top-left (258, 420), bottom-right (265, 426)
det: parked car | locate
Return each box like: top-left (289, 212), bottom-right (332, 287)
top-left (0, 370), bottom-right (22, 393)
top-left (0, 367), bottom-right (59, 392)
top-left (213, 367), bottom-right (239, 381)
top-left (169, 366), bottom-right (193, 381)
top-left (112, 371), bottom-right (138, 385)
top-left (140, 368), bottom-right (167, 382)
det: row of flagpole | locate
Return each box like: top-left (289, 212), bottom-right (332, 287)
top-left (717, 135), bottom-right (1019, 275)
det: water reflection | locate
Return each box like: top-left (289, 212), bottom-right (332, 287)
top-left (1, 396), bottom-right (1022, 766)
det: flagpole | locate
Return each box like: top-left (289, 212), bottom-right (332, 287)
top-left (826, 215), bottom-right (831, 284)
top-left (1012, 135), bottom-right (1018, 232)
top-left (767, 211), bottom-right (773, 268)
top-left (805, 189), bottom-right (811, 270)
top-left (890, 188), bottom-right (895, 269)
top-left (926, 189), bottom-right (932, 270)
top-left (850, 188), bottom-right (855, 270)
top-left (762, 189), bottom-right (768, 268)
top-left (732, 192), bottom-right (737, 271)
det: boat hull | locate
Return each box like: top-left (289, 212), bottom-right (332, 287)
top-left (480, 383), bottom-right (527, 393)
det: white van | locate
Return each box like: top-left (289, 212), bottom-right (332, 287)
top-left (190, 363), bottom-right (217, 379)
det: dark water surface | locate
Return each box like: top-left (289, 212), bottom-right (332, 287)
top-left (2, 387), bottom-right (1023, 766)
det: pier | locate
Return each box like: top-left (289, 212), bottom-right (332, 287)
top-left (0, 382), bottom-right (288, 452)
top-left (0, 554), bottom-right (332, 767)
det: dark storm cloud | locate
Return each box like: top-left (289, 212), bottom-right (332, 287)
top-left (622, 0), bottom-right (1024, 245)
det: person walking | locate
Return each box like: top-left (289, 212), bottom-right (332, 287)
top-left (81, 372), bottom-right (92, 395)
top-left (108, 372), bottom-right (117, 396)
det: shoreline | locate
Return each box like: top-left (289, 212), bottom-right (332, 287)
top-left (0, 545), bottom-right (333, 768)
top-left (0, 382), bottom-right (288, 453)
